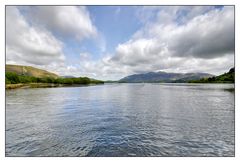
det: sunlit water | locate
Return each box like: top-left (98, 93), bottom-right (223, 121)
top-left (6, 83), bottom-right (234, 156)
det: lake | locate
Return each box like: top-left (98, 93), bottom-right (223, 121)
top-left (6, 83), bottom-right (235, 156)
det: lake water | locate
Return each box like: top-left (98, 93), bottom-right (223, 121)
top-left (6, 83), bottom-right (235, 156)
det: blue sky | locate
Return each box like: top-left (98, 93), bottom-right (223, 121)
top-left (88, 6), bottom-right (142, 50)
top-left (63, 6), bottom-right (142, 64)
top-left (6, 6), bottom-right (234, 80)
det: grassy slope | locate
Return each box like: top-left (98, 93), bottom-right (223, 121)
top-left (6, 64), bottom-right (59, 79)
top-left (6, 64), bottom-right (104, 89)
top-left (214, 68), bottom-right (234, 82)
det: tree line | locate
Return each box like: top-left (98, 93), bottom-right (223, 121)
top-left (6, 72), bottom-right (104, 85)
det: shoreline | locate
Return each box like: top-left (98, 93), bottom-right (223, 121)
top-left (6, 82), bottom-right (234, 90)
top-left (6, 83), bottom-right (104, 90)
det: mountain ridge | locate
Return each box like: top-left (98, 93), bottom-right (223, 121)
top-left (119, 71), bottom-right (214, 83)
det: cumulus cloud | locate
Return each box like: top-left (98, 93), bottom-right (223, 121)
top-left (6, 6), bottom-right (99, 76)
top-left (25, 6), bottom-right (97, 41)
top-left (6, 6), bottom-right (65, 66)
top-left (168, 7), bottom-right (234, 58)
top-left (134, 6), bottom-right (234, 58)
top-left (72, 6), bottom-right (234, 80)
top-left (105, 6), bottom-right (234, 78)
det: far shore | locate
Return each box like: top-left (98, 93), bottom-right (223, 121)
top-left (6, 82), bottom-right (235, 90)
top-left (6, 83), bottom-right (104, 90)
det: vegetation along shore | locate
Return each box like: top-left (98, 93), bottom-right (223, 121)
top-left (6, 65), bottom-right (104, 89)
top-left (5, 64), bottom-right (234, 90)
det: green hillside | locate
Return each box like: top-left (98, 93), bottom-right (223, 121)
top-left (6, 64), bottom-right (104, 88)
top-left (189, 68), bottom-right (235, 83)
top-left (6, 64), bottom-right (59, 78)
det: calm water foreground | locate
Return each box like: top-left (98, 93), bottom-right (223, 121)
top-left (6, 83), bottom-right (234, 156)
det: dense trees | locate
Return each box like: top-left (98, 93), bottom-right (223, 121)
top-left (6, 72), bottom-right (104, 85)
top-left (6, 72), bottom-right (20, 84)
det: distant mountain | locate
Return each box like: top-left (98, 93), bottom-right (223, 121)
top-left (6, 64), bottom-right (59, 79)
top-left (119, 71), bottom-right (214, 83)
top-left (190, 68), bottom-right (235, 83)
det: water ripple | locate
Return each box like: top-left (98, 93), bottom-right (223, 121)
top-left (6, 84), bottom-right (234, 156)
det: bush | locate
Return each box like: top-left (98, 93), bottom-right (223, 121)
top-left (6, 72), bottom-right (20, 84)
top-left (6, 78), bottom-right (11, 84)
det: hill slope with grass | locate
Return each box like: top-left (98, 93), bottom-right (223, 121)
top-left (6, 64), bottom-right (104, 88)
top-left (6, 64), bottom-right (59, 78)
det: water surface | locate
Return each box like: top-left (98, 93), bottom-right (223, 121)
top-left (6, 83), bottom-right (235, 156)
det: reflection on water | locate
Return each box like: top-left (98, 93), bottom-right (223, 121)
top-left (6, 83), bottom-right (234, 156)
top-left (223, 88), bottom-right (235, 93)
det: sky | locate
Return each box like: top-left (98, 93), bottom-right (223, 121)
top-left (6, 6), bottom-right (234, 80)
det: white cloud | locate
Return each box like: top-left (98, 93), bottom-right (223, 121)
top-left (6, 6), bottom-right (65, 67)
top-left (168, 6), bottom-right (234, 58)
top-left (105, 6), bottom-right (234, 78)
top-left (6, 6), bottom-right (99, 77)
top-left (71, 6), bottom-right (234, 80)
top-left (26, 6), bottom-right (97, 41)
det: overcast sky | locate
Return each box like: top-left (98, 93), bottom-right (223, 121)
top-left (6, 6), bottom-right (234, 80)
